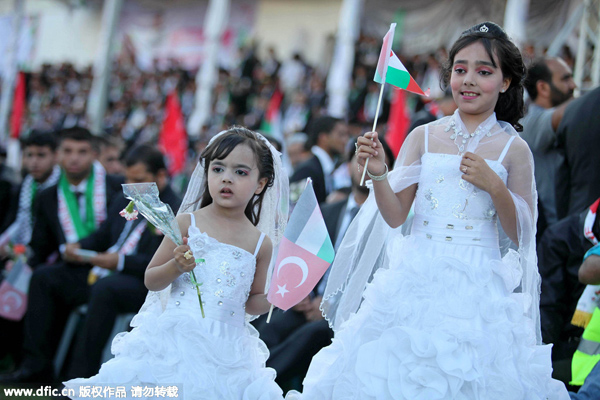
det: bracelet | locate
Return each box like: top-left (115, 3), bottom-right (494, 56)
top-left (367, 164), bottom-right (388, 181)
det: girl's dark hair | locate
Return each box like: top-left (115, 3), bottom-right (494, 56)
top-left (440, 21), bottom-right (526, 131)
top-left (198, 126), bottom-right (275, 226)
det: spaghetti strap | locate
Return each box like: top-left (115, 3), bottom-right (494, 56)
top-left (188, 213), bottom-right (196, 229)
top-left (498, 136), bottom-right (516, 163)
top-left (253, 232), bottom-right (266, 257)
top-left (424, 126), bottom-right (429, 153)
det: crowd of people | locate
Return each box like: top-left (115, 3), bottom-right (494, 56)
top-left (0, 19), bottom-right (599, 399)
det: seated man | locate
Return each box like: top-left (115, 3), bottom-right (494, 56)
top-left (0, 131), bottom-right (60, 370)
top-left (64, 145), bottom-right (180, 379)
top-left (0, 127), bottom-right (124, 383)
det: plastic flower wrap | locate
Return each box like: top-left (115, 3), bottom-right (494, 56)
top-left (122, 183), bottom-right (205, 317)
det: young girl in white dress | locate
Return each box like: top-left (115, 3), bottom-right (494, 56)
top-left (287, 22), bottom-right (571, 400)
top-left (64, 127), bottom-right (289, 399)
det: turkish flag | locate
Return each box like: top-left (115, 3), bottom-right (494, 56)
top-left (0, 258), bottom-right (32, 321)
top-left (159, 91), bottom-right (188, 175)
top-left (267, 236), bottom-right (331, 311)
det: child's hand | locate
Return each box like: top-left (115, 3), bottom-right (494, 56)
top-left (459, 152), bottom-right (504, 194)
top-left (356, 131), bottom-right (387, 176)
top-left (173, 237), bottom-right (196, 273)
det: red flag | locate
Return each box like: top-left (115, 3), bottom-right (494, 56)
top-left (159, 92), bottom-right (188, 175)
top-left (259, 87), bottom-right (283, 141)
top-left (10, 71), bottom-right (26, 139)
top-left (386, 89), bottom-right (410, 157)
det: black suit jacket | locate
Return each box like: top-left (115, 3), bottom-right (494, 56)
top-left (29, 174), bottom-right (124, 267)
top-left (290, 155), bottom-right (327, 204)
top-left (538, 204), bottom-right (600, 359)
top-left (555, 86), bottom-right (600, 219)
top-left (321, 198), bottom-right (348, 248)
top-left (78, 185), bottom-right (181, 278)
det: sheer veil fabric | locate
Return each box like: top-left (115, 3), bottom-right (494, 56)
top-left (136, 130), bottom-right (289, 322)
top-left (321, 110), bottom-right (541, 343)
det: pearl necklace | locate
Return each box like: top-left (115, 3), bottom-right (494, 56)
top-left (445, 117), bottom-right (493, 155)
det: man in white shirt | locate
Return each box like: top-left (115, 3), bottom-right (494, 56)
top-left (290, 116), bottom-right (349, 204)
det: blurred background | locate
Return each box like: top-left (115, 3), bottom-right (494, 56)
top-left (0, 0), bottom-right (596, 187)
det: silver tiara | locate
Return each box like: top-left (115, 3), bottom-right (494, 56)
top-left (479, 25), bottom-right (489, 33)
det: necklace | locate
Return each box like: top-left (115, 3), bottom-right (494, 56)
top-left (445, 116), bottom-right (493, 155)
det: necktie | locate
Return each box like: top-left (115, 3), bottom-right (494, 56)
top-left (74, 191), bottom-right (86, 221)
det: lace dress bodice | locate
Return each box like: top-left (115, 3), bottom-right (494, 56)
top-left (414, 152), bottom-right (508, 222)
top-left (169, 213), bottom-right (264, 327)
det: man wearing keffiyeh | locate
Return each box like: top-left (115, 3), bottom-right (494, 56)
top-left (0, 132), bottom-right (60, 372)
top-left (0, 127), bottom-right (123, 384)
top-left (0, 132), bottom-right (60, 255)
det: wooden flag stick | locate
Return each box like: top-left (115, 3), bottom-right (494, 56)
top-left (360, 82), bottom-right (386, 186)
top-left (266, 304), bottom-right (274, 323)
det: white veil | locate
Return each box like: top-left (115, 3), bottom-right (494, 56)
top-left (321, 111), bottom-right (542, 344)
top-left (137, 128), bottom-right (289, 321)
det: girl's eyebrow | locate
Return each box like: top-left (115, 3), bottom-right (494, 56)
top-left (454, 59), bottom-right (495, 68)
top-left (211, 160), bottom-right (253, 170)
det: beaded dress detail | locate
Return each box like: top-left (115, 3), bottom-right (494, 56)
top-left (64, 213), bottom-right (283, 400)
top-left (288, 112), bottom-right (570, 400)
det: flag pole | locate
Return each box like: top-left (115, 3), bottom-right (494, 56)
top-left (266, 304), bottom-right (274, 323)
top-left (360, 82), bottom-right (386, 186)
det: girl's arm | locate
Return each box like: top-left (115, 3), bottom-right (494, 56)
top-left (356, 131), bottom-right (417, 228)
top-left (245, 235), bottom-right (273, 315)
top-left (144, 213), bottom-right (196, 291)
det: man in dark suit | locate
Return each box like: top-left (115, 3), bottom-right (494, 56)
top-left (0, 131), bottom-right (60, 371)
top-left (0, 131), bottom-right (60, 250)
top-left (290, 116), bottom-right (349, 204)
top-left (555, 86), bottom-right (600, 219)
top-left (0, 127), bottom-right (123, 383)
top-left (64, 145), bottom-right (180, 379)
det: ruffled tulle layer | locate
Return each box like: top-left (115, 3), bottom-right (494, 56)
top-left (64, 297), bottom-right (283, 400)
top-left (289, 234), bottom-right (569, 400)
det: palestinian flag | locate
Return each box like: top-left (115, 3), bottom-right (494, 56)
top-left (375, 50), bottom-right (429, 97)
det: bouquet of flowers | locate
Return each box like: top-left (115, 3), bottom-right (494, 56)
top-left (122, 183), bottom-right (205, 317)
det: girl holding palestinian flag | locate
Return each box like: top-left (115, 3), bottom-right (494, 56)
top-left (287, 22), bottom-right (570, 400)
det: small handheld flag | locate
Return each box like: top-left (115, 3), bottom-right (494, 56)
top-left (0, 258), bottom-right (32, 321)
top-left (375, 51), bottom-right (429, 97)
top-left (361, 23), bottom-right (429, 186)
top-left (266, 180), bottom-right (334, 320)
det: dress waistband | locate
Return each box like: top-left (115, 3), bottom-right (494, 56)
top-left (411, 214), bottom-right (499, 248)
top-left (202, 298), bottom-right (245, 328)
top-left (170, 286), bottom-right (246, 328)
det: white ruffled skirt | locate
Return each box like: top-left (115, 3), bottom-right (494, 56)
top-left (63, 291), bottom-right (283, 400)
top-left (288, 220), bottom-right (570, 400)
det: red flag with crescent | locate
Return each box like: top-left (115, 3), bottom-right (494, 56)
top-left (267, 180), bottom-right (334, 310)
top-left (0, 257), bottom-right (32, 321)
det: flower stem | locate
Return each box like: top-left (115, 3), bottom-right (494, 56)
top-left (190, 270), bottom-right (205, 318)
